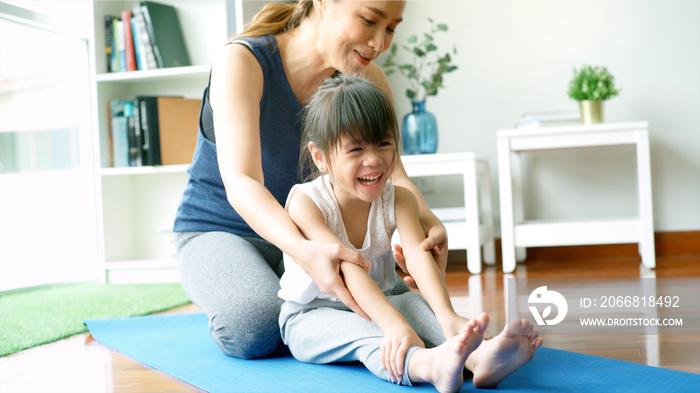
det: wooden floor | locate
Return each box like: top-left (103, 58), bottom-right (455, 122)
top-left (1, 254), bottom-right (698, 392)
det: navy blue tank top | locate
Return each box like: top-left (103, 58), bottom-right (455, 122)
top-left (173, 35), bottom-right (304, 237)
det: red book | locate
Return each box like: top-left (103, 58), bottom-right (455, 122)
top-left (121, 10), bottom-right (138, 71)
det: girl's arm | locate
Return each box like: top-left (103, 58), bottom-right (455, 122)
top-left (362, 63), bottom-right (448, 279)
top-left (287, 191), bottom-right (424, 381)
top-left (393, 185), bottom-right (459, 332)
top-left (209, 43), bottom-right (369, 319)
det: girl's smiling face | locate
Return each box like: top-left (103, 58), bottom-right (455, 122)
top-left (312, 133), bottom-right (397, 206)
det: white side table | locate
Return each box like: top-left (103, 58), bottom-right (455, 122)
top-left (497, 121), bottom-right (656, 273)
top-left (397, 152), bottom-right (496, 274)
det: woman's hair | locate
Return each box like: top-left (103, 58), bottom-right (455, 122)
top-left (300, 74), bottom-right (400, 181)
top-left (233, 0), bottom-right (314, 40)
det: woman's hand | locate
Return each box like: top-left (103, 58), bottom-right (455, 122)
top-left (393, 224), bottom-right (448, 288)
top-left (300, 240), bottom-right (372, 320)
top-left (381, 322), bottom-right (424, 383)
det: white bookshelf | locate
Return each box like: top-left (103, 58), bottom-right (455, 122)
top-left (88, 1), bottom-right (261, 283)
top-left (95, 64), bottom-right (211, 83)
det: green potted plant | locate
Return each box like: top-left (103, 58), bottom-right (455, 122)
top-left (382, 18), bottom-right (458, 154)
top-left (568, 64), bottom-right (620, 125)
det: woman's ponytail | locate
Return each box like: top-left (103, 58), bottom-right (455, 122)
top-left (232, 0), bottom-right (314, 40)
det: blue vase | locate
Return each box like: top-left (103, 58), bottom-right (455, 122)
top-left (402, 101), bottom-right (438, 155)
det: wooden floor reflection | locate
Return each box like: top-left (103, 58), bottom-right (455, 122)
top-left (1, 255), bottom-right (698, 392)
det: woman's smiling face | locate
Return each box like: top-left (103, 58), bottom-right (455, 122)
top-left (315, 1), bottom-right (405, 74)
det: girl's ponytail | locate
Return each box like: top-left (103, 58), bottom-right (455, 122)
top-left (233, 0), bottom-right (314, 41)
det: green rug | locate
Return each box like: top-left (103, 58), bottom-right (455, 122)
top-left (0, 282), bottom-right (191, 356)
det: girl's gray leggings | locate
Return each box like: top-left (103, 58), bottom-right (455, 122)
top-left (279, 292), bottom-right (447, 386)
top-left (175, 231), bottom-right (285, 359)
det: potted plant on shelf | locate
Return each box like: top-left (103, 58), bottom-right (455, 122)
top-left (568, 64), bottom-right (620, 125)
top-left (382, 18), bottom-right (458, 154)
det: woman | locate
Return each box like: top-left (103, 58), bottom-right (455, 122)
top-left (174, 3), bottom-right (541, 387)
top-left (173, 0), bottom-right (447, 359)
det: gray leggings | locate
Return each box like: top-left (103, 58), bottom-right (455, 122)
top-left (279, 291), bottom-right (446, 386)
top-left (175, 231), bottom-right (285, 359)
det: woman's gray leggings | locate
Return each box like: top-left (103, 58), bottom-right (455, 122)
top-left (175, 231), bottom-right (285, 359)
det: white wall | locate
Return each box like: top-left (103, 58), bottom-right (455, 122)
top-left (386, 0), bottom-right (700, 233)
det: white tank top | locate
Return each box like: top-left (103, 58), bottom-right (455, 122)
top-left (278, 174), bottom-right (400, 304)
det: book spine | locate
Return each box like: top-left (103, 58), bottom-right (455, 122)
top-left (123, 102), bottom-right (141, 166)
top-left (110, 17), bottom-right (120, 73)
top-left (110, 100), bottom-right (130, 167)
top-left (106, 101), bottom-right (114, 167)
top-left (104, 16), bottom-right (114, 73)
top-left (121, 10), bottom-right (138, 72)
top-left (131, 101), bottom-right (143, 166)
top-left (137, 97), bottom-right (161, 166)
top-left (140, 3), bottom-right (164, 68)
top-left (132, 4), bottom-right (156, 70)
top-left (114, 20), bottom-right (126, 72)
top-left (130, 18), bottom-right (143, 71)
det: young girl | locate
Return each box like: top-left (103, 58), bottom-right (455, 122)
top-left (278, 74), bottom-right (539, 392)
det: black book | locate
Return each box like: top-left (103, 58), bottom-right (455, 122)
top-left (136, 96), bottom-right (161, 166)
top-left (140, 1), bottom-right (191, 68)
top-left (128, 102), bottom-right (143, 167)
top-left (104, 15), bottom-right (117, 73)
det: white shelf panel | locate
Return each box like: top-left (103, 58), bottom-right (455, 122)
top-left (101, 164), bottom-right (189, 176)
top-left (497, 121), bottom-right (649, 138)
top-left (391, 220), bottom-right (492, 251)
top-left (514, 218), bottom-right (641, 247)
top-left (96, 65), bottom-right (210, 84)
top-left (105, 259), bottom-right (181, 284)
top-left (104, 258), bottom-right (177, 270)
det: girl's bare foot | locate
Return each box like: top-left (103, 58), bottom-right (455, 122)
top-left (466, 318), bottom-right (543, 388)
top-left (409, 317), bottom-right (487, 393)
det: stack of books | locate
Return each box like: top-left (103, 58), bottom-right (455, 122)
top-left (104, 1), bottom-right (191, 73)
top-left (108, 96), bottom-right (201, 167)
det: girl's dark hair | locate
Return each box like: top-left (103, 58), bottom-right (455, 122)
top-left (300, 74), bottom-right (399, 181)
top-left (232, 1), bottom-right (314, 40)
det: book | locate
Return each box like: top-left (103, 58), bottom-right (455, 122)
top-left (114, 19), bottom-right (126, 72)
top-left (125, 102), bottom-right (142, 166)
top-left (130, 17), bottom-right (143, 70)
top-left (104, 16), bottom-right (116, 73)
top-left (135, 96), bottom-right (201, 166)
top-left (132, 4), bottom-right (157, 70)
top-left (136, 96), bottom-right (162, 166)
top-left (121, 10), bottom-right (138, 72)
top-left (140, 1), bottom-right (191, 68)
top-left (110, 100), bottom-right (131, 167)
top-left (157, 97), bottom-right (201, 165)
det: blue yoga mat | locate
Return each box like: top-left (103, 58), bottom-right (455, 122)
top-left (85, 313), bottom-right (697, 392)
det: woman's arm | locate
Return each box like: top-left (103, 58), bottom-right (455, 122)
top-left (362, 63), bottom-right (448, 278)
top-left (287, 191), bottom-right (424, 380)
top-left (394, 185), bottom-right (457, 329)
top-left (209, 44), bottom-right (369, 318)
